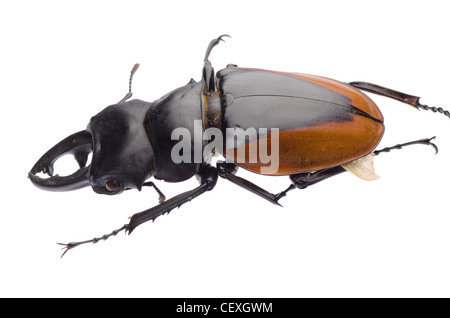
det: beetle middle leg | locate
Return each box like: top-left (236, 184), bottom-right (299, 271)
top-left (203, 34), bottom-right (230, 92)
top-left (279, 137), bottom-right (439, 200)
top-left (275, 166), bottom-right (348, 200)
top-left (373, 137), bottom-right (438, 155)
top-left (217, 161), bottom-right (285, 206)
top-left (219, 137), bottom-right (439, 205)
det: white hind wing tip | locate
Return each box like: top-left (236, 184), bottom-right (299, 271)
top-left (341, 153), bottom-right (380, 181)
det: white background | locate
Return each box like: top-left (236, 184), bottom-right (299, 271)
top-left (1, 0), bottom-right (450, 297)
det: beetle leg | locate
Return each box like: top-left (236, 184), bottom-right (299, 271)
top-left (58, 224), bottom-right (128, 258)
top-left (275, 168), bottom-right (347, 201)
top-left (203, 34), bottom-right (230, 92)
top-left (373, 137), bottom-right (438, 155)
top-left (278, 137), bottom-right (439, 202)
top-left (217, 161), bottom-right (283, 206)
top-left (203, 34), bottom-right (230, 62)
top-left (127, 165), bottom-right (218, 234)
top-left (58, 167), bottom-right (217, 256)
top-left (216, 161), bottom-right (344, 205)
top-left (349, 81), bottom-right (450, 119)
top-left (57, 165), bottom-right (218, 257)
top-left (289, 167), bottom-right (347, 189)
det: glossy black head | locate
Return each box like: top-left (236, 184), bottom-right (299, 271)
top-left (29, 99), bottom-right (155, 195)
top-left (87, 100), bottom-right (155, 194)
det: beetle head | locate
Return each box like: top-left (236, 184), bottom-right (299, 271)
top-left (29, 100), bottom-right (155, 195)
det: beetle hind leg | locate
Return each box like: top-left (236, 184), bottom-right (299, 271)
top-left (349, 81), bottom-right (450, 120)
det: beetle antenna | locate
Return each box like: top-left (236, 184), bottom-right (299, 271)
top-left (118, 63), bottom-right (140, 103)
top-left (142, 181), bottom-right (166, 203)
top-left (57, 224), bottom-right (129, 258)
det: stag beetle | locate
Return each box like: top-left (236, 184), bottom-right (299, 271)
top-left (29, 35), bottom-right (449, 256)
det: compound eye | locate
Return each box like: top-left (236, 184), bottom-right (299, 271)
top-left (105, 180), bottom-right (121, 192)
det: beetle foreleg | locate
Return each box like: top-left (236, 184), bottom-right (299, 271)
top-left (57, 224), bottom-right (128, 258)
top-left (127, 165), bottom-right (218, 234)
top-left (56, 166), bottom-right (218, 257)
